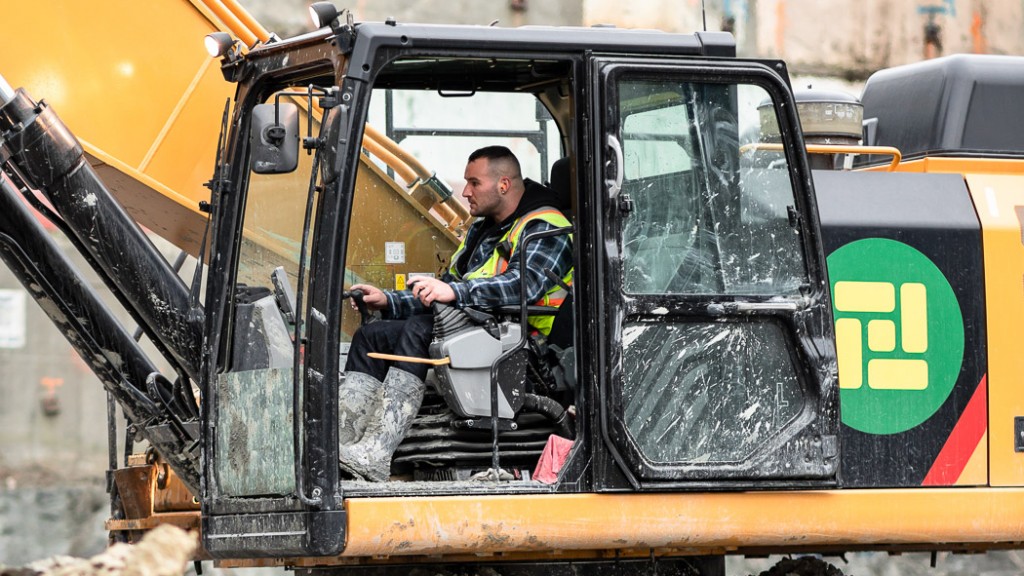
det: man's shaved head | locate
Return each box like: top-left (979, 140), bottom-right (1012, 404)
top-left (462, 146), bottom-right (526, 222)
top-left (468, 146), bottom-right (522, 181)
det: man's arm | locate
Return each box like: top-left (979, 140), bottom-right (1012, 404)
top-left (381, 269), bottom-right (460, 318)
top-left (449, 219), bottom-right (572, 309)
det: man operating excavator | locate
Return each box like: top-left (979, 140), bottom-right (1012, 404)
top-left (339, 145), bottom-right (574, 482)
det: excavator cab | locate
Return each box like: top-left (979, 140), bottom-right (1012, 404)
top-left (194, 12), bottom-right (841, 554)
top-left (340, 65), bottom-right (576, 479)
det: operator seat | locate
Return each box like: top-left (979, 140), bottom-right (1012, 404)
top-left (545, 157), bottom-right (574, 350)
top-left (548, 157), bottom-right (573, 216)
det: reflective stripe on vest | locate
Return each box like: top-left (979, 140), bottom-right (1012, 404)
top-left (449, 207), bottom-right (573, 335)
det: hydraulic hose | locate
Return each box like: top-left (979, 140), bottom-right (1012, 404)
top-left (522, 393), bottom-right (575, 440)
top-left (0, 172), bottom-right (200, 492)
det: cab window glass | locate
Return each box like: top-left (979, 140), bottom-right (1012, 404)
top-left (621, 320), bottom-right (804, 464)
top-left (339, 87), bottom-right (560, 341)
top-left (622, 100), bottom-right (693, 179)
top-left (619, 80), bottom-right (808, 296)
top-left (217, 88), bottom-right (324, 497)
top-left (237, 92), bottom-right (320, 295)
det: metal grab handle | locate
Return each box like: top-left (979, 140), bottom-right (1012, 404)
top-left (706, 300), bottom-right (805, 315)
top-left (740, 142), bottom-right (903, 172)
top-left (606, 134), bottom-right (624, 199)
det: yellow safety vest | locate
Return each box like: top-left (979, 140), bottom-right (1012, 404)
top-left (449, 207), bottom-right (573, 335)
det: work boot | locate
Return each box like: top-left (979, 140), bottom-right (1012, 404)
top-left (338, 368), bottom-right (425, 482)
top-left (338, 371), bottom-right (383, 446)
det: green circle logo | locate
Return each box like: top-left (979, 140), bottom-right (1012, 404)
top-left (827, 238), bottom-right (964, 435)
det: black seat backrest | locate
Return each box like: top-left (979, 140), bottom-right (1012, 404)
top-left (545, 292), bottom-right (574, 350)
top-left (548, 157), bottom-right (572, 215)
top-left (544, 157), bottom-right (575, 350)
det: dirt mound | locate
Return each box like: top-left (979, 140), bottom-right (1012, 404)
top-left (0, 525), bottom-right (197, 576)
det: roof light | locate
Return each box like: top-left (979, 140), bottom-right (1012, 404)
top-left (309, 2), bottom-right (339, 29)
top-left (204, 32), bottom-right (235, 58)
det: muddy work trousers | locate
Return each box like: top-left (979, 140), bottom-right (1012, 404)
top-left (345, 313), bottom-right (434, 381)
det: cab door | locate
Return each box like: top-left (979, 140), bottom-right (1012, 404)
top-left (591, 57), bottom-right (839, 488)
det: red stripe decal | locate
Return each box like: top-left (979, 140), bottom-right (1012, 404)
top-left (922, 375), bottom-right (988, 486)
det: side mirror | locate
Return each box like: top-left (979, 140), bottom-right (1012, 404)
top-left (250, 103), bottom-right (299, 174)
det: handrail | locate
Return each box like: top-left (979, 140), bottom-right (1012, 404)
top-left (361, 132), bottom-right (420, 184)
top-left (195, 0), bottom-right (262, 48)
top-left (361, 123), bottom-right (472, 233)
top-left (279, 91), bottom-right (469, 237)
top-left (221, 0), bottom-right (272, 43)
top-left (741, 143), bottom-right (903, 171)
top-left (487, 224), bottom-right (574, 477)
top-left (364, 123), bottom-right (433, 181)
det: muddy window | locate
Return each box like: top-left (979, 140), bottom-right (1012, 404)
top-left (619, 80), bottom-right (807, 296)
top-left (621, 320), bottom-right (804, 464)
top-left (231, 88), bottom-right (323, 371)
top-left (237, 92), bottom-right (320, 293)
top-left (622, 99), bottom-right (693, 179)
top-left (215, 87), bottom-right (331, 497)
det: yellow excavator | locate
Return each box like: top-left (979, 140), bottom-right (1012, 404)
top-left (2, 2), bottom-right (1024, 575)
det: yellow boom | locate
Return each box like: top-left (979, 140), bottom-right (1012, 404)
top-left (0, 0), bottom-right (466, 256)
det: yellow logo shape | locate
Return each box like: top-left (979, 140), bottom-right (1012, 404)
top-left (834, 281), bottom-right (929, 390)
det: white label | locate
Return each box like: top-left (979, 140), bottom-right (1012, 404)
top-left (385, 241), bottom-right (406, 264)
top-left (0, 289), bottom-right (27, 349)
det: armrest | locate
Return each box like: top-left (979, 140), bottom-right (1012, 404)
top-left (494, 305), bottom-right (560, 316)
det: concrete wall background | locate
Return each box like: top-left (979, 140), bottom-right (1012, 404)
top-left (751, 0), bottom-right (1024, 77)
top-left (0, 222), bottom-right (187, 483)
top-left (585, 0), bottom-right (1024, 77)
top-left (246, 0), bottom-right (583, 37)
top-left (247, 0), bottom-right (1024, 80)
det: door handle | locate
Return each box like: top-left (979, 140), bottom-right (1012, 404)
top-left (606, 134), bottom-right (623, 199)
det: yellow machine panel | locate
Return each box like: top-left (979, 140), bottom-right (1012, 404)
top-left (965, 172), bottom-right (1024, 486)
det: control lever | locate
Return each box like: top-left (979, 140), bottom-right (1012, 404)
top-left (343, 288), bottom-right (371, 325)
top-left (271, 266), bottom-right (297, 324)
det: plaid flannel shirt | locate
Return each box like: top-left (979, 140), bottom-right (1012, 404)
top-left (383, 217), bottom-right (572, 319)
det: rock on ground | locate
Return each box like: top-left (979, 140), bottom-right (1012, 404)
top-left (0, 524), bottom-right (197, 576)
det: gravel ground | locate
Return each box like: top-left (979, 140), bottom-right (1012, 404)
top-left (729, 551), bottom-right (1024, 576)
